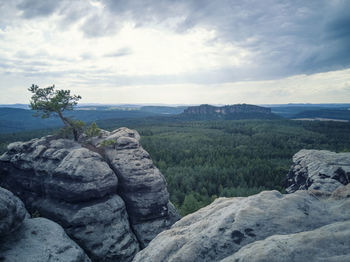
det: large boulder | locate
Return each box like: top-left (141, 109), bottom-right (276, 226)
top-left (286, 149), bottom-right (350, 194)
top-left (0, 217), bottom-right (91, 262)
top-left (133, 149), bottom-right (350, 262)
top-left (0, 187), bottom-right (27, 237)
top-left (0, 128), bottom-right (179, 261)
top-left (0, 186), bottom-right (90, 262)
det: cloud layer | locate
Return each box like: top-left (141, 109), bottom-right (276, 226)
top-left (0, 0), bottom-right (349, 103)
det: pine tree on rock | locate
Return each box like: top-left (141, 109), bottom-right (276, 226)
top-left (28, 84), bottom-right (82, 141)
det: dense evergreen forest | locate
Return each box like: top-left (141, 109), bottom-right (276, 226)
top-left (1, 119), bottom-right (350, 216)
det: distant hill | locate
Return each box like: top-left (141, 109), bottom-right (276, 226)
top-left (270, 104), bottom-right (350, 118)
top-left (0, 104), bottom-right (29, 109)
top-left (293, 109), bottom-right (350, 121)
top-left (140, 106), bottom-right (187, 114)
top-left (0, 107), bottom-right (158, 133)
top-left (181, 104), bottom-right (279, 120)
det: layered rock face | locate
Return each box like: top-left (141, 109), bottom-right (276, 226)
top-left (286, 149), bottom-right (350, 194)
top-left (184, 104), bottom-right (272, 115)
top-left (0, 127), bottom-right (179, 261)
top-left (0, 187), bottom-right (91, 262)
top-left (88, 128), bottom-right (181, 248)
top-left (133, 150), bottom-right (350, 262)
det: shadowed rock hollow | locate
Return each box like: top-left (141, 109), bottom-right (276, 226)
top-left (0, 187), bottom-right (91, 262)
top-left (0, 127), bottom-right (180, 262)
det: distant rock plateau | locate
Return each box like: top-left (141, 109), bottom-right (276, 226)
top-left (182, 104), bottom-right (278, 120)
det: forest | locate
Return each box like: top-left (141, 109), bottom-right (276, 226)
top-left (1, 118), bottom-right (350, 216)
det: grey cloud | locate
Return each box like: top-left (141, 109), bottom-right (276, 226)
top-left (80, 53), bottom-right (94, 60)
top-left (104, 47), bottom-right (132, 57)
top-left (58, 1), bottom-right (92, 28)
top-left (16, 0), bottom-right (62, 18)
top-left (89, 0), bottom-right (350, 76)
top-left (80, 14), bottom-right (121, 38)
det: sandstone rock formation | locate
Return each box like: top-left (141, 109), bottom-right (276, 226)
top-left (133, 150), bottom-right (350, 262)
top-left (0, 127), bottom-right (179, 261)
top-left (0, 186), bottom-right (90, 262)
top-left (88, 128), bottom-right (181, 248)
top-left (286, 149), bottom-right (350, 194)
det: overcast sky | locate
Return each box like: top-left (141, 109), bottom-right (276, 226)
top-left (0, 0), bottom-right (349, 104)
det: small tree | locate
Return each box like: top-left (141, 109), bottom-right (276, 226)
top-left (28, 84), bottom-right (82, 141)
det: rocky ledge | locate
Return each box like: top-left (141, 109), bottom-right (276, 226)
top-left (286, 149), bottom-right (350, 194)
top-left (133, 150), bottom-right (350, 262)
top-left (0, 127), bottom-right (180, 262)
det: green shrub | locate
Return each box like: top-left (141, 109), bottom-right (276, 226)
top-left (85, 122), bottom-right (101, 138)
top-left (99, 139), bottom-right (115, 148)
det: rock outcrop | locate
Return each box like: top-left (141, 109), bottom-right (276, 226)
top-left (0, 127), bottom-right (180, 261)
top-left (0, 186), bottom-right (90, 262)
top-left (286, 149), bottom-right (350, 194)
top-left (133, 150), bottom-right (350, 262)
top-left (88, 128), bottom-right (181, 248)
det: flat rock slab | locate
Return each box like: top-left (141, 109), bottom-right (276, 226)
top-left (221, 220), bottom-right (350, 262)
top-left (133, 190), bottom-right (350, 262)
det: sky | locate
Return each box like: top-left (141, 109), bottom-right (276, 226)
top-left (0, 0), bottom-right (349, 105)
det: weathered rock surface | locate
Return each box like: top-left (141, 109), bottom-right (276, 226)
top-left (0, 127), bottom-right (179, 261)
top-left (0, 217), bottom-right (91, 262)
top-left (332, 183), bottom-right (350, 199)
top-left (90, 127), bottom-right (180, 247)
top-left (286, 149), bottom-right (350, 194)
top-left (133, 150), bottom-right (350, 262)
top-left (133, 189), bottom-right (350, 262)
top-left (0, 186), bottom-right (90, 262)
top-left (221, 220), bottom-right (350, 262)
top-left (0, 187), bottom-right (27, 237)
